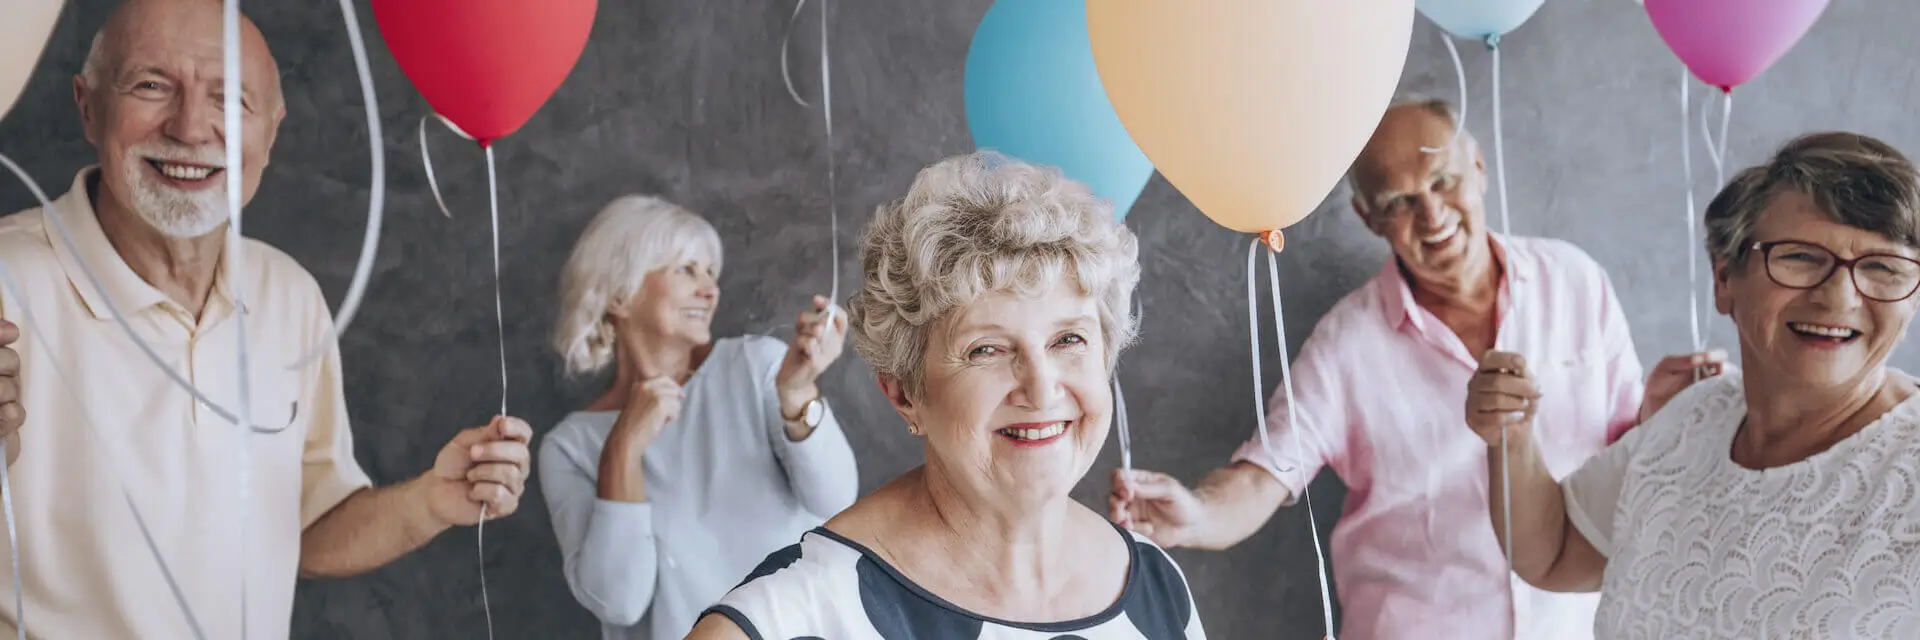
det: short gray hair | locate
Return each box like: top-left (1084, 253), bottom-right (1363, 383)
top-left (847, 151), bottom-right (1142, 395)
top-left (1343, 93), bottom-right (1475, 207)
top-left (1705, 131), bottom-right (1920, 267)
top-left (79, 31), bottom-right (108, 89)
top-left (552, 195), bottom-right (724, 377)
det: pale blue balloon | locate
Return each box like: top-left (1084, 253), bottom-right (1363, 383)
top-left (1416, 0), bottom-right (1547, 42)
top-left (964, 0), bottom-right (1153, 221)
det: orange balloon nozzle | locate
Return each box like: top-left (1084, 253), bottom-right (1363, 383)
top-left (1261, 229), bottom-right (1285, 253)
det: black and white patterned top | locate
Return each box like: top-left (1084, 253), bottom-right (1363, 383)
top-left (701, 523), bottom-right (1207, 639)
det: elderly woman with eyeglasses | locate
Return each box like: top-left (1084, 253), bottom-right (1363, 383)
top-left (1465, 131), bottom-right (1920, 638)
top-left (684, 152), bottom-right (1207, 639)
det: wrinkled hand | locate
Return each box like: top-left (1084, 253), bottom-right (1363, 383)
top-left (0, 320), bottom-right (20, 466)
top-left (1466, 350), bottom-right (1539, 448)
top-left (1639, 349), bottom-right (1731, 423)
top-left (427, 416), bottom-right (532, 526)
top-left (1108, 469), bottom-right (1209, 549)
top-left (777, 296), bottom-right (848, 409)
top-left (613, 376), bottom-right (685, 452)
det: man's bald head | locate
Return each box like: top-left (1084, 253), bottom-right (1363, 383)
top-left (72, 0), bottom-right (288, 240)
top-left (1346, 97), bottom-right (1478, 203)
top-left (81, 0), bottom-right (282, 111)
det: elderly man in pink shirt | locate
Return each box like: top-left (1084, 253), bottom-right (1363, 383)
top-left (1108, 97), bottom-right (1723, 639)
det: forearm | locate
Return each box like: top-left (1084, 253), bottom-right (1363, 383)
top-left (772, 392), bottom-right (859, 517)
top-left (300, 478), bottom-right (448, 578)
top-left (598, 433), bottom-right (649, 503)
top-left (1188, 461), bottom-right (1291, 551)
top-left (561, 500), bottom-right (660, 625)
top-left (1486, 433), bottom-right (1572, 582)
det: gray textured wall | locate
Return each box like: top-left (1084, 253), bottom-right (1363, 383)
top-left (1, 0), bottom-right (1913, 638)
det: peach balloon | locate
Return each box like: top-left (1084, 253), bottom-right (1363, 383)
top-left (1, 0), bottom-right (64, 121)
top-left (1088, 0), bottom-right (1415, 234)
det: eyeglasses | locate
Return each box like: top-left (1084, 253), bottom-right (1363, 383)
top-left (1748, 240), bottom-right (1920, 302)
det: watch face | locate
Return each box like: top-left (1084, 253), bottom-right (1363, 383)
top-left (804, 399), bottom-right (825, 427)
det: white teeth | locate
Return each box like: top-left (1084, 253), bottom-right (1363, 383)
top-left (1001, 422), bottom-right (1068, 441)
top-left (156, 162), bottom-right (215, 181)
top-left (681, 309), bottom-right (709, 319)
top-left (1422, 223), bottom-right (1458, 245)
top-left (1790, 322), bottom-right (1858, 339)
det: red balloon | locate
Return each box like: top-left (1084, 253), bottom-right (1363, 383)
top-left (373, 0), bottom-right (597, 145)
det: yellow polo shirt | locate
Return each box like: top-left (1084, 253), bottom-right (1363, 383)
top-left (0, 168), bottom-right (373, 639)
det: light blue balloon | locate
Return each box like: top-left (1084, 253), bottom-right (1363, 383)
top-left (1416, 0), bottom-right (1546, 43)
top-left (964, 0), bottom-right (1153, 221)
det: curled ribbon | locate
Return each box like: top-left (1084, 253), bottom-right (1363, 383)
top-left (1421, 30), bottom-right (1470, 155)
top-left (780, 0), bottom-right (843, 325)
top-left (1245, 233), bottom-right (1336, 638)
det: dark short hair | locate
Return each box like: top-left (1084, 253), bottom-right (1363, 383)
top-left (1706, 131), bottom-right (1920, 266)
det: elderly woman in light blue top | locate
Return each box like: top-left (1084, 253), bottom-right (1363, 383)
top-left (537, 194), bottom-right (860, 639)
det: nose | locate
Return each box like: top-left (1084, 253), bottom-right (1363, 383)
top-left (162, 88), bottom-right (222, 147)
top-left (1809, 262), bottom-right (1864, 310)
top-left (1413, 193), bottom-right (1449, 229)
top-left (693, 272), bottom-right (719, 300)
top-left (1008, 351), bottom-right (1066, 411)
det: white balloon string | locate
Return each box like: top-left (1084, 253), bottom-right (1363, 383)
top-left (283, 0), bottom-right (385, 372)
top-left (220, 1), bottom-right (256, 635)
top-left (0, 441), bottom-right (14, 640)
top-left (1111, 375), bottom-right (1130, 472)
top-left (819, 0), bottom-right (839, 317)
top-left (419, 114), bottom-right (472, 220)
top-left (1681, 69), bottom-right (1707, 385)
top-left (1421, 31), bottom-right (1468, 154)
top-left (1488, 42), bottom-right (1519, 634)
top-left (780, 0), bottom-right (841, 326)
top-left (1698, 92), bottom-right (1727, 188)
top-left (1491, 45), bottom-right (1511, 238)
top-left (1248, 239), bottom-right (1334, 637)
top-left (1245, 240), bottom-right (1293, 476)
top-left (481, 144), bottom-right (505, 640)
top-left (0, 154), bottom-right (208, 639)
top-left (1716, 92), bottom-right (1732, 190)
top-left (779, 0), bottom-right (813, 108)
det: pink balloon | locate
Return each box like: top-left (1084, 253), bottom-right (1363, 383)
top-left (1645, 0), bottom-right (1830, 92)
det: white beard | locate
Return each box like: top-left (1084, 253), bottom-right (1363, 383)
top-left (121, 143), bottom-right (232, 239)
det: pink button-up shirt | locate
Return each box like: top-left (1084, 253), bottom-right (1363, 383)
top-left (1233, 235), bottom-right (1644, 640)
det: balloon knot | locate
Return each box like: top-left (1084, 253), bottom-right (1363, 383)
top-left (1717, 85), bottom-right (1733, 95)
top-left (477, 139), bottom-right (494, 149)
top-left (1260, 230), bottom-right (1285, 253)
top-left (1483, 34), bottom-right (1501, 50)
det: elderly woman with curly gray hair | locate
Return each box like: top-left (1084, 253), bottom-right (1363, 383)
top-left (1467, 131), bottom-right (1920, 638)
top-left (686, 151), bottom-right (1207, 639)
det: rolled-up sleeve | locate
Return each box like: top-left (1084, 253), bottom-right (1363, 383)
top-left (1229, 330), bottom-right (1349, 504)
top-left (298, 317), bottom-right (373, 529)
top-left (538, 430), bottom-right (659, 627)
top-left (1560, 426), bottom-right (1641, 558)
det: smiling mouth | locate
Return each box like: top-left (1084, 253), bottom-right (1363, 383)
top-left (680, 309), bottom-right (711, 320)
top-left (1789, 321), bottom-right (1862, 344)
top-left (996, 421), bottom-right (1071, 445)
top-left (1421, 221), bottom-right (1460, 247)
top-left (146, 159), bottom-right (224, 183)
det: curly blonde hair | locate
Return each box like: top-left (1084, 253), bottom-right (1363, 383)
top-left (553, 195), bottom-right (723, 378)
top-left (847, 151), bottom-right (1142, 395)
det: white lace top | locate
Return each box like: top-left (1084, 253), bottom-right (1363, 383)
top-left (1562, 371), bottom-right (1920, 638)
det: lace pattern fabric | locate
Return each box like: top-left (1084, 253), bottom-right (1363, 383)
top-left (1591, 374), bottom-right (1920, 638)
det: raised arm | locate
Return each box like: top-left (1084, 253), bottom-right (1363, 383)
top-left (768, 297), bottom-right (860, 517)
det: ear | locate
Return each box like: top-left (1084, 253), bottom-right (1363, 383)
top-left (72, 75), bottom-right (97, 147)
top-left (1350, 195), bottom-right (1379, 235)
top-left (1712, 258), bottom-right (1736, 315)
top-left (874, 373), bottom-right (919, 427)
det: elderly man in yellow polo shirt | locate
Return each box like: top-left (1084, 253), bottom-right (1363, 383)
top-left (0, 0), bottom-right (533, 637)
